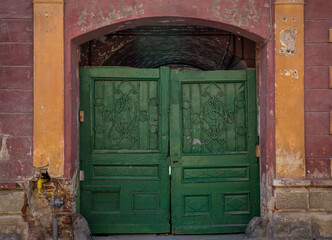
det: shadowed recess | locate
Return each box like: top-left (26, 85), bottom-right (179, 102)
top-left (102, 35), bottom-right (246, 70)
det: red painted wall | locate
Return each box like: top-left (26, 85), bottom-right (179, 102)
top-left (0, 0), bottom-right (34, 180)
top-left (304, 0), bottom-right (332, 178)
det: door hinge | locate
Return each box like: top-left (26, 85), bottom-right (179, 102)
top-left (255, 145), bottom-right (260, 158)
top-left (169, 166), bottom-right (171, 176)
top-left (79, 111), bottom-right (84, 123)
top-left (79, 170), bottom-right (85, 181)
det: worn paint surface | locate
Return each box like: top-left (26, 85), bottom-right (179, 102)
top-left (67, 0), bottom-right (269, 41)
top-left (0, 135), bottom-right (10, 161)
top-left (207, 0), bottom-right (261, 26)
top-left (275, 0), bottom-right (305, 179)
top-left (33, 0), bottom-right (64, 177)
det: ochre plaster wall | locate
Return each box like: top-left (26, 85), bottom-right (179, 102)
top-left (33, 0), bottom-right (64, 178)
top-left (274, 0), bottom-right (305, 179)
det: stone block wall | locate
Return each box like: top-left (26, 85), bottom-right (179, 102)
top-left (271, 181), bottom-right (332, 239)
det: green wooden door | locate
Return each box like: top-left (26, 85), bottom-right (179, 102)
top-left (79, 67), bottom-right (259, 234)
top-left (79, 67), bottom-right (170, 233)
top-left (170, 70), bottom-right (259, 234)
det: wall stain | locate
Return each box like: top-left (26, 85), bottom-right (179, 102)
top-left (280, 29), bottom-right (297, 56)
top-left (276, 148), bottom-right (304, 178)
top-left (0, 134), bottom-right (10, 161)
top-left (207, 0), bottom-right (261, 27)
top-left (76, 0), bottom-right (144, 32)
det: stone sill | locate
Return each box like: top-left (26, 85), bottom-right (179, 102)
top-left (273, 179), bottom-right (332, 187)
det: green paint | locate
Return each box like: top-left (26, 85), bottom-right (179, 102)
top-left (79, 67), bottom-right (170, 234)
top-left (170, 70), bottom-right (259, 234)
top-left (79, 67), bottom-right (259, 234)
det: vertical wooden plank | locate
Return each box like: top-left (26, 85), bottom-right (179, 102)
top-left (275, 0), bottom-right (305, 179)
top-left (329, 29), bottom-right (332, 43)
top-left (170, 71), bottom-right (181, 158)
top-left (191, 83), bottom-right (201, 153)
top-left (182, 83), bottom-right (191, 153)
top-left (226, 82), bottom-right (236, 151)
top-left (159, 67), bottom-right (169, 155)
top-left (139, 81), bottom-right (148, 150)
top-left (149, 80), bottom-right (159, 150)
top-left (104, 79), bottom-right (114, 148)
top-left (94, 81), bottom-right (104, 150)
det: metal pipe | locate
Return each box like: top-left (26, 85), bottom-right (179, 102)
top-left (52, 216), bottom-right (58, 240)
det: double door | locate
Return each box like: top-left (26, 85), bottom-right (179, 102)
top-left (79, 67), bottom-right (259, 234)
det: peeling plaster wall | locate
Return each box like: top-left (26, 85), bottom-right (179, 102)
top-left (304, 0), bottom-right (332, 179)
top-left (0, 0), bottom-right (34, 181)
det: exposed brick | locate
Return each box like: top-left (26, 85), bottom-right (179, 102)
top-left (304, 66), bottom-right (329, 89)
top-left (305, 89), bottom-right (332, 112)
top-left (6, 136), bottom-right (33, 161)
top-left (305, 44), bottom-right (332, 66)
top-left (0, 43), bottom-right (33, 66)
top-left (275, 188), bottom-right (309, 210)
top-left (0, 67), bottom-right (33, 90)
top-left (0, 114), bottom-right (32, 136)
top-left (306, 135), bottom-right (332, 158)
top-left (0, 182), bottom-right (24, 190)
top-left (0, 20), bottom-right (33, 42)
top-left (306, 158), bottom-right (331, 178)
top-left (305, 112), bottom-right (330, 135)
top-left (310, 188), bottom-right (332, 210)
top-left (305, 20), bottom-right (332, 43)
top-left (0, 90), bottom-right (33, 113)
top-left (0, 0), bottom-right (32, 19)
top-left (305, 0), bottom-right (332, 20)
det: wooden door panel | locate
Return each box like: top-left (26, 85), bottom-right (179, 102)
top-left (79, 67), bottom-right (170, 234)
top-left (170, 70), bottom-right (259, 234)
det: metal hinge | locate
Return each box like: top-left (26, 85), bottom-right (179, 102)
top-left (79, 170), bottom-right (85, 181)
top-left (79, 111), bottom-right (84, 123)
top-left (169, 166), bottom-right (171, 176)
top-left (255, 145), bottom-right (260, 158)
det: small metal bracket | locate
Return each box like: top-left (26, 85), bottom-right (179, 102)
top-left (256, 145), bottom-right (260, 158)
top-left (79, 170), bottom-right (84, 181)
top-left (79, 111), bottom-right (84, 123)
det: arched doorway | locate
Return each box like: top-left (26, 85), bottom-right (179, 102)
top-left (78, 25), bottom-right (259, 234)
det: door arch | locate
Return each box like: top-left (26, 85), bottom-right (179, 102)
top-left (67, 14), bottom-right (274, 232)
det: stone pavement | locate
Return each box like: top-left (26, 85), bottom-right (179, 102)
top-left (93, 234), bottom-right (254, 240)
